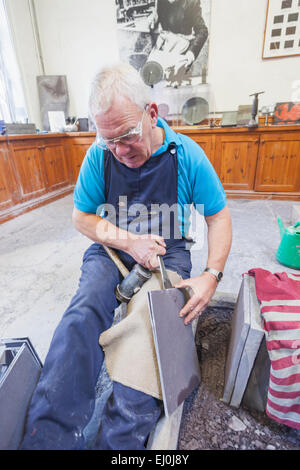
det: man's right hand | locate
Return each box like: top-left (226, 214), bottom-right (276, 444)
top-left (127, 234), bottom-right (166, 271)
top-left (148, 11), bottom-right (158, 31)
top-left (72, 209), bottom-right (167, 270)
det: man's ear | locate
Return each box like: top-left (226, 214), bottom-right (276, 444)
top-left (148, 103), bottom-right (159, 128)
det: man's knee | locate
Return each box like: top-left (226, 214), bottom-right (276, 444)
top-left (81, 248), bottom-right (121, 289)
top-left (76, 250), bottom-right (121, 310)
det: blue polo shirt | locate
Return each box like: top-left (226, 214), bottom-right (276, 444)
top-left (73, 117), bottom-right (226, 234)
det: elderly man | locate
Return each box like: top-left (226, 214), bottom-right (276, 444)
top-left (21, 63), bottom-right (232, 450)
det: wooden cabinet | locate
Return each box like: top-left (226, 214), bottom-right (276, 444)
top-left (1, 126), bottom-right (300, 224)
top-left (10, 139), bottom-right (48, 202)
top-left (9, 137), bottom-right (71, 204)
top-left (214, 134), bottom-right (259, 191)
top-left (0, 132), bottom-right (95, 224)
top-left (67, 136), bottom-right (95, 184)
top-left (189, 134), bottom-right (215, 164)
top-left (0, 143), bottom-right (18, 210)
top-left (255, 132), bottom-right (300, 193)
top-left (43, 139), bottom-right (69, 190)
top-left (176, 125), bottom-right (300, 200)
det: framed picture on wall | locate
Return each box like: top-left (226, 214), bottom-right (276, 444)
top-left (37, 76), bottom-right (69, 131)
top-left (262, 0), bottom-right (300, 59)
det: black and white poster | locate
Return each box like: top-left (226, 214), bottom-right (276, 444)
top-left (115, 0), bottom-right (212, 124)
top-left (115, 0), bottom-right (210, 88)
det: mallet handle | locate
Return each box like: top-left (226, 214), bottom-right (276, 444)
top-left (103, 246), bottom-right (129, 279)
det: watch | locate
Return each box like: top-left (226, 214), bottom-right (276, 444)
top-left (204, 267), bottom-right (223, 282)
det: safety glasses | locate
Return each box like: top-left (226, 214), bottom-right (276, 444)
top-left (96, 108), bottom-right (147, 151)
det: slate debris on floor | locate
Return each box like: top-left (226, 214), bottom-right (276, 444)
top-left (177, 306), bottom-right (300, 451)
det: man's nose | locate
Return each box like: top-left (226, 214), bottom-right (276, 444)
top-left (114, 141), bottom-right (131, 156)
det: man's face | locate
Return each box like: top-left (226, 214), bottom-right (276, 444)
top-left (95, 97), bottom-right (157, 169)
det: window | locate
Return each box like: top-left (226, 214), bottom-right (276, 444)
top-left (284, 39), bottom-right (294, 47)
top-left (281, 0), bottom-right (292, 8)
top-left (270, 41), bottom-right (280, 49)
top-left (274, 14), bottom-right (284, 23)
top-left (271, 28), bottom-right (282, 36)
top-left (286, 25), bottom-right (296, 34)
top-left (288, 12), bottom-right (299, 20)
top-left (0, 0), bottom-right (27, 122)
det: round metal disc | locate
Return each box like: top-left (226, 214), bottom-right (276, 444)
top-left (181, 97), bottom-right (209, 125)
top-left (141, 61), bottom-right (164, 86)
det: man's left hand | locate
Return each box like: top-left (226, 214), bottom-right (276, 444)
top-left (174, 272), bottom-right (218, 325)
top-left (172, 51), bottom-right (195, 76)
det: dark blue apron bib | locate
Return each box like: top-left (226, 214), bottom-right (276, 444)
top-left (103, 142), bottom-right (192, 278)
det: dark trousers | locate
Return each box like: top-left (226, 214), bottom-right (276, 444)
top-left (21, 243), bottom-right (191, 450)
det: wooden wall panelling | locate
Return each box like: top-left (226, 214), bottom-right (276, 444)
top-left (255, 132), bottom-right (300, 192)
top-left (214, 134), bottom-right (259, 190)
top-left (68, 137), bottom-right (95, 184)
top-left (1, 127), bottom-right (300, 225)
top-left (187, 134), bottom-right (215, 164)
top-left (0, 141), bottom-right (19, 210)
top-left (9, 139), bottom-right (48, 203)
top-left (42, 138), bottom-right (69, 191)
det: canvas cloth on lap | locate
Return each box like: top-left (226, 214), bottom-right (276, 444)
top-left (99, 270), bottom-right (182, 400)
top-left (248, 268), bottom-right (300, 430)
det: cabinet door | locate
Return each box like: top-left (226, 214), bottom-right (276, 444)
top-left (214, 135), bottom-right (259, 190)
top-left (68, 137), bottom-right (95, 184)
top-left (255, 133), bottom-right (300, 192)
top-left (0, 144), bottom-right (19, 210)
top-left (188, 135), bottom-right (214, 163)
top-left (43, 139), bottom-right (69, 191)
top-left (10, 140), bottom-right (47, 201)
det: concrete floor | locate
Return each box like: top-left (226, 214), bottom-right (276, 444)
top-left (0, 195), bottom-right (299, 363)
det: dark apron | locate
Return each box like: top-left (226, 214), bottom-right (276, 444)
top-left (103, 142), bottom-right (192, 278)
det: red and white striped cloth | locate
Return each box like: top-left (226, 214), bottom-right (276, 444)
top-left (248, 268), bottom-right (300, 430)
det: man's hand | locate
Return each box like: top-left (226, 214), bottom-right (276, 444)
top-left (172, 51), bottom-right (195, 75)
top-left (72, 208), bottom-right (166, 270)
top-left (148, 11), bottom-right (158, 31)
top-left (174, 272), bottom-right (218, 325)
top-left (127, 234), bottom-right (166, 271)
top-left (175, 206), bottom-right (232, 325)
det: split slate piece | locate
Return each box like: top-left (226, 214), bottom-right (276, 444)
top-left (0, 338), bottom-right (42, 449)
top-left (148, 288), bottom-right (201, 417)
top-left (222, 275), bottom-right (270, 410)
top-left (222, 275), bottom-right (251, 404)
top-left (229, 276), bottom-right (266, 407)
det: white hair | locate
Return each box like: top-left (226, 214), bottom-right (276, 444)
top-left (88, 63), bottom-right (152, 122)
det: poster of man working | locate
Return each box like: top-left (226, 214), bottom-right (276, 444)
top-left (115, 0), bottom-right (210, 88)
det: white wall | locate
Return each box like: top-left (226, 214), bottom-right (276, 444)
top-left (6, 0), bottom-right (120, 127)
top-left (34, 0), bottom-right (120, 120)
top-left (208, 0), bottom-right (299, 112)
top-left (6, 0), bottom-right (300, 126)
